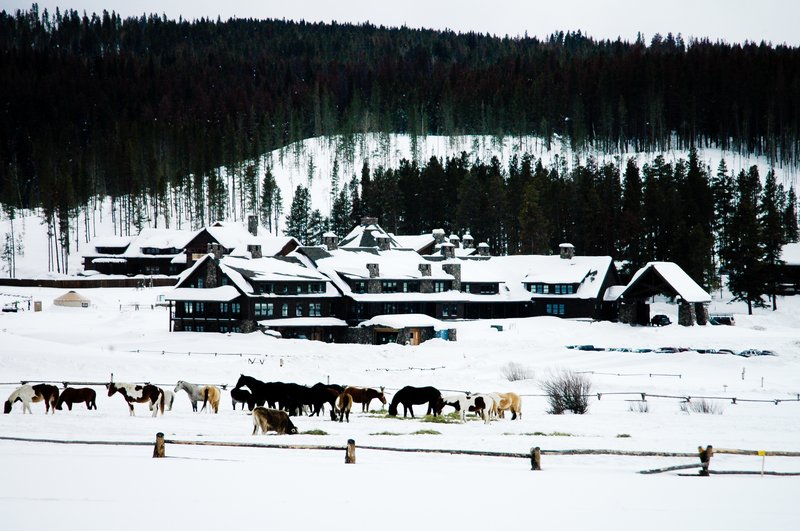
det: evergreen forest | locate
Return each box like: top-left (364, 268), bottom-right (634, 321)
top-left (2, 6), bottom-right (800, 309)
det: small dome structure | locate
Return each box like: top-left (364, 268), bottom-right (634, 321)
top-left (53, 290), bottom-right (91, 308)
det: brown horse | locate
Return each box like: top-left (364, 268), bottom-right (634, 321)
top-left (56, 387), bottom-right (97, 411)
top-left (343, 386), bottom-right (386, 412)
top-left (106, 382), bottom-right (164, 416)
top-left (495, 392), bottom-right (523, 420)
top-left (337, 392), bottom-right (353, 423)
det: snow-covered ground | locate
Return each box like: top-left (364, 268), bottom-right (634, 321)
top-left (1, 285), bottom-right (798, 529)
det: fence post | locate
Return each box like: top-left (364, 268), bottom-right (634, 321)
top-left (698, 445), bottom-right (713, 476)
top-left (345, 439), bottom-right (356, 464)
top-left (153, 432), bottom-right (166, 458)
top-left (530, 446), bottom-right (541, 470)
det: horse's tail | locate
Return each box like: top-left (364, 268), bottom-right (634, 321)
top-left (157, 389), bottom-right (165, 415)
top-left (202, 387), bottom-right (209, 412)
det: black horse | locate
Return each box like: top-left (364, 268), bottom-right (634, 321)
top-left (233, 375), bottom-right (280, 408)
top-left (308, 383), bottom-right (344, 420)
top-left (388, 386), bottom-right (444, 418)
top-left (233, 375), bottom-right (319, 417)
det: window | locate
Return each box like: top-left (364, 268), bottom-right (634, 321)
top-left (195, 325), bottom-right (205, 332)
top-left (195, 302), bottom-right (204, 314)
top-left (197, 277), bottom-right (204, 289)
top-left (231, 303), bottom-right (240, 315)
top-left (220, 326), bottom-right (229, 333)
top-left (296, 303), bottom-right (304, 317)
top-left (220, 302), bottom-right (229, 313)
top-left (434, 281), bottom-right (446, 293)
top-left (546, 303), bottom-right (566, 316)
top-left (221, 277), bottom-right (228, 286)
top-left (309, 303), bottom-right (322, 317)
top-left (383, 303), bottom-right (397, 314)
top-left (254, 302), bottom-right (273, 318)
top-left (281, 304), bottom-right (289, 317)
top-left (184, 302), bottom-right (193, 314)
top-left (382, 281), bottom-right (398, 292)
top-left (442, 303), bottom-right (457, 317)
top-left (352, 281), bottom-right (366, 293)
top-left (184, 324), bottom-right (193, 331)
top-left (296, 284), bottom-right (303, 294)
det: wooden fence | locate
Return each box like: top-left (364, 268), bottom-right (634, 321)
top-left (2, 434), bottom-right (797, 476)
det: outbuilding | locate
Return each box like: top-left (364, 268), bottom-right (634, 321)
top-left (53, 290), bottom-right (91, 308)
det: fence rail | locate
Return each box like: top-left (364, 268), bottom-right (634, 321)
top-left (3, 435), bottom-right (798, 477)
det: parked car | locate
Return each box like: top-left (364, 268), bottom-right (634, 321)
top-left (737, 349), bottom-right (759, 357)
top-left (650, 314), bottom-right (671, 326)
top-left (709, 314), bottom-right (736, 326)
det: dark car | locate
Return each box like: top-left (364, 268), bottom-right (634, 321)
top-left (651, 314), bottom-right (671, 326)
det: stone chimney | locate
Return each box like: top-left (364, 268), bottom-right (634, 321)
top-left (441, 242), bottom-right (455, 259)
top-left (361, 216), bottom-right (378, 226)
top-left (462, 233), bottom-right (474, 249)
top-left (247, 215), bottom-right (258, 237)
top-left (207, 243), bottom-right (223, 260)
top-left (322, 232), bottom-right (338, 251)
top-left (366, 263), bottom-right (380, 278)
top-left (442, 262), bottom-right (461, 291)
top-left (432, 228), bottom-right (446, 245)
top-left (418, 263), bottom-right (431, 277)
top-left (376, 234), bottom-right (391, 251)
top-left (448, 234), bottom-right (460, 248)
top-left (477, 242), bottom-right (490, 257)
top-left (419, 263), bottom-right (433, 293)
top-left (559, 243), bottom-right (575, 260)
top-left (247, 244), bottom-right (262, 259)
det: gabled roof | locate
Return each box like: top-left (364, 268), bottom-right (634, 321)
top-left (339, 221), bottom-right (403, 249)
top-left (488, 254), bottom-right (616, 299)
top-left (621, 262), bottom-right (711, 303)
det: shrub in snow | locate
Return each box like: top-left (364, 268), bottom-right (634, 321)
top-left (628, 400), bottom-right (650, 413)
top-left (540, 370), bottom-right (591, 414)
top-left (682, 398), bottom-right (724, 415)
top-left (502, 361), bottom-right (533, 381)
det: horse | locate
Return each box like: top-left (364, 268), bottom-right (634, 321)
top-left (309, 383), bottom-right (343, 420)
top-left (495, 392), bottom-right (523, 420)
top-left (252, 407), bottom-right (298, 435)
top-left (343, 386), bottom-right (386, 412)
top-left (231, 387), bottom-right (255, 411)
top-left (150, 388), bottom-right (174, 413)
top-left (106, 382), bottom-right (164, 417)
top-left (4, 384), bottom-right (59, 414)
top-left (441, 392), bottom-right (494, 423)
top-left (56, 387), bottom-right (97, 411)
top-left (388, 386), bottom-right (444, 418)
top-left (337, 391), bottom-right (353, 423)
top-left (174, 380), bottom-right (221, 413)
top-left (233, 374), bottom-right (280, 409)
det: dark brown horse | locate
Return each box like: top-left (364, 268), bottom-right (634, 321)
top-left (388, 386), bottom-right (444, 418)
top-left (106, 382), bottom-right (164, 416)
top-left (56, 387), bottom-right (97, 411)
top-left (337, 392), bottom-right (353, 423)
top-left (343, 386), bottom-right (386, 412)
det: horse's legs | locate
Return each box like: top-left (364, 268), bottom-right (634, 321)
top-left (128, 402), bottom-right (135, 416)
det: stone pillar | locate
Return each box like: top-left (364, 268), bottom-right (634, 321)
top-left (205, 262), bottom-right (218, 288)
top-left (448, 234), bottom-right (460, 248)
top-left (695, 302), bottom-right (709, 325)
top-left (678, 301), bottom-right (696, 326)
top-left (376, 235), bottom-right (391, 251)
top-left (477, 243), bottom-right (490, 257)
top-left (247, 244), bottom-right (262, 259)
top-left (619, 301), bottom-right (636, 325)
top-left (247, 215), bottom-right (258, 236)
top-left (432, 229), bottom-right (446, 244)
top-left (462, 233), bottom-right (474, 249)
top-left (207, 243), bottom-right (223, 260)
top-left (419, 263), bottom-right (433, 293)
top-left (559, 243), bottom-right (575, 259)
top-left (441, 242), bottom-right (455, 259)
top-left (322, 232), bottom-right (338, 251)
top-left (442, 263), bottom-right (461, 291)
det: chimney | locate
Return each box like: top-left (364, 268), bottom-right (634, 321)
top-left (462, 233), bottom-right (474, 249)
top-left (559, 243), bottom-right (575, 260)
top-left (419, 263), bottom-right (433, 293)
top-left (361, 216), bottom-right (378, 226)
top-left (448, 234), bottom-right (461, 248)
top-left (418, 263), bottom-right (431, 277)
top-left (322, 232), bottom-right (338, 251)
top-left (207, 243), bottom-right (223, 260)
top-left (442, 263), bottom-right (461, 291)
top-left (477, 242), bottom-right (490, 257)
top-left (376, 234), bottom-right (391, 251)
top-left (366, 263), bottom-right (380, 278)
top-left (247, 244), bottom-right (262, 259)
top-left (247, 215), bottom-right (258, 237)
top-left (432, 228), bottom-right (446, 245)
top-left (441, 242), bottom-right (455, 259)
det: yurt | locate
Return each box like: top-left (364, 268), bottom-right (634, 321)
top-left (53, 290), bottom-right (91, 308)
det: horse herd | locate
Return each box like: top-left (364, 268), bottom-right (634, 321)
top-left (3, 375), bottom-right (523, 434)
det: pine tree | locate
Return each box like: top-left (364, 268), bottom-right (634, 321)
top-left (784, 186), bottom-right (799, 242)
top-left (285, 185), bottom-right (312, 244)
top-left (727, 167), bottom-right (766, 314)
top-left (260, 168), bottom-right (277, 233)
top-left (760, 170), bottom-right (785, 309)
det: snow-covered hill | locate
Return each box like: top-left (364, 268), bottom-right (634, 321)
top-left (2, 133), bottom-right (798, 278)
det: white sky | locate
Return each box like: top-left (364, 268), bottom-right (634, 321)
top-left (3, 0), bottom-right (800, 46)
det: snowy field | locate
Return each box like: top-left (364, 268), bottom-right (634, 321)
top-left (1, 285), bottom-right (798, 529)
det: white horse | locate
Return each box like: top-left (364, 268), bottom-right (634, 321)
top-left (4, 384), bottom-right (43, 414)
top-left (174, 380), bottom-right (221, 413)
top-left (149, 388), bottom-right (174, 412)
top-left (441, 392), bottom-right (495, 424)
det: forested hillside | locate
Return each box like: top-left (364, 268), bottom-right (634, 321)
top-left (1, 6), bottom-right (799, 306)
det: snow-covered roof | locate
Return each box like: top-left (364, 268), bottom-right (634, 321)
top-left (622, 262), bottom-right (711, 303)
top-left (491, 254), bottom-right (615, 299)
top-left (125, 227), bottom-right (197, 256)
top-left (391, 233), bottom-right (436, 253)
top-left (781, 242), bottom-right (800, 266)
top-left (90, 236), bottom-right (133, 249)
top-left (339, 221), bottom-right (403, 249)
top-left (317, 249), bottom-right (452, 282)
top-left (166, 286), bottom-right (241, 302)
top-left (603, 285), bottom-right (627, 302)
top-left (222, 256), bottom-right (329, 282)
top-left (204, 223), bottom-right (258, 250)
top-left (358, 313), bottom-right (446, 329)
top-left (259, 317), bottom-right (348, 327)
top-left (229, 236), bottom-right (300, 258)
